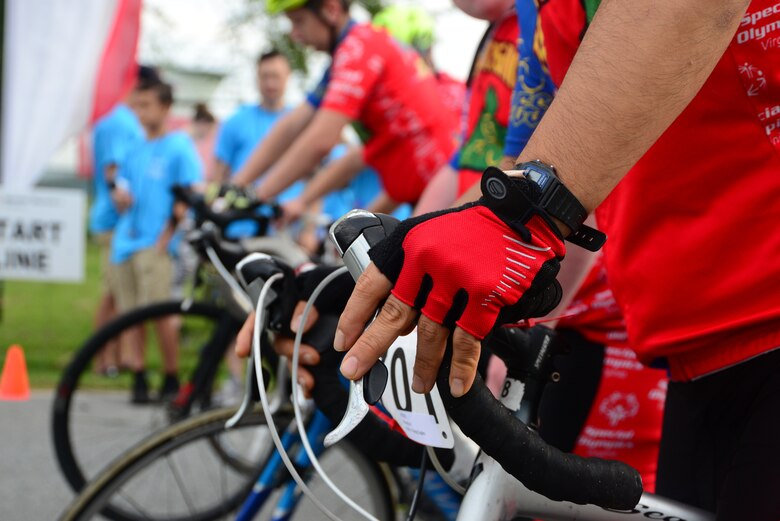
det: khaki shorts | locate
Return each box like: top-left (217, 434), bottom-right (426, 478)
top-left (114, 248), bottom-right (173, 313)
top-left (94, 232), bottom-right (119, 297)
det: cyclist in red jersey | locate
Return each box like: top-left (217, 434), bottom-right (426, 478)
top-left (338, 0), bottom-right (780, 518)
top-left (373, 4), bottom-right (467, 124)
top-left (281, 4), bottom-right (466, 223)
top-left (416, 0), bottom-right (668, 491)
top-left (231, 0), bottom-right (457, 211)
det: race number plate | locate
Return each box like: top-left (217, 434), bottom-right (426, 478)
top-left (380, 330), bottom-right (454, 449)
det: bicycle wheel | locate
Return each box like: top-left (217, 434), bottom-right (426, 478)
top-left (255, 441), bottom-right (396, 521)
top-left (59, 407), bottom-right (395, 521)
top-left (58, 407), bottom-right (286, 521)
top-left (52, 301), bottom-right (243, 496)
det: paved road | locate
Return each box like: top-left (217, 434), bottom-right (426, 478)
top-left (1, 391), bottom-right (76, 521)
top-left (0, 391), bottom-right (396, 521)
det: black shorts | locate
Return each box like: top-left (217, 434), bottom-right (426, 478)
top-left (656, 347), bottom-right (780, 521)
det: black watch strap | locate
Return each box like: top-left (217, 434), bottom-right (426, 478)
top-left (567, 225), bottom-right (606, 252)
top-left (516, 160), bottom-right (606, 252)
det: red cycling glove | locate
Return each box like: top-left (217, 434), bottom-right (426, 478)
top-left (368, 167), bottom-right (566, 340)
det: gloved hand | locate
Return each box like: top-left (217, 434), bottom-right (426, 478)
top-left (236, 265), bottom-right (355, 396)
top-left (336, 167), bottom-right (567, 397)
top-left (204, 183), bottom-right (256, 211)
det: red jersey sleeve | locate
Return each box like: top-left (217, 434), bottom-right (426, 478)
top-left (321, 27), bottom-right (386, 120)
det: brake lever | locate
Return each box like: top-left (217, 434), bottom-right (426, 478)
top-left (225, 253), bottom-right (284, 430)
top-left (323, 211), bottom-right (396, 447)
top-left (225, 349), bottom-right (257, 429)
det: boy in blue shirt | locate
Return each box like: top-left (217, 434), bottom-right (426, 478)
top-left (214, 50), bottom-right (292, 181)
top-left (89, 70), bottom-right (149, 375)
top-left (111, 80), bottom-right (204, 403)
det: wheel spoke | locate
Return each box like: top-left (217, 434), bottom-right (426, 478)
top-left (165, 453), bottom-right (197, 515)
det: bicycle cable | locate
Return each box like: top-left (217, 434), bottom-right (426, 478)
top-left (406, 449), bottom-right (429, 521)
top-left (426, 446), bottom-right (467, 495)
top-left (291, 266), bottom-right (380, 521)
top-left (250, 273), bottom-right (345, 521)
top-left (205, 245), bottom-right (254, 313)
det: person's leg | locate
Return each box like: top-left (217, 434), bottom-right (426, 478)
top-left (714, 348), bottom-right (780, 521)
top-left (113, 257), bottom-right (144, 370)
top-left (655, 377), bottom-right (716, 511)
top-left (93, 233), bottom-right (119, 374)
top-left (114, 255), bottom-right (149, 402)
top-left (656, 347), bottom-right (780, 520)
top-left (136, 248), bottom-right (178, 398)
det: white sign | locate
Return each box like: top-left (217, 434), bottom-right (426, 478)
top-left (0, 188), bottom-right (86, 282)
top-left (381, 330), bottom-right (454, 449)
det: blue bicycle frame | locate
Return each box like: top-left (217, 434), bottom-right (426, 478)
top-left (234, 410), bottom-right (332, 521)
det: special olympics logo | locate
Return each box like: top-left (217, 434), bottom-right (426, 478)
top-left (599, 392), bottom-right (640, 427)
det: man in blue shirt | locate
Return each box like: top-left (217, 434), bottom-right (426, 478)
top-left (89, 68), bottom-right (159, 376)
top-left (214, 50), bottom-right (292, 181)
top-left (111, 80), bottom-right (204, 403)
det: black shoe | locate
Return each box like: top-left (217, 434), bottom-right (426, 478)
top-left (131, 371), bottom-right (151, 404)
top-left (159, 374), bottom-right (180, 403)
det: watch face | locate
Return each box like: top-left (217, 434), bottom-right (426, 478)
top-left (526, 167), bottom-right (552, 191)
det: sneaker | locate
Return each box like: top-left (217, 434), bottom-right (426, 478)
top-left (212, 377), bottom-right (243, 407)
top-left (131, 371), bottom-right (151, 404)
top-left (159, 374), bottom-right (180, 402)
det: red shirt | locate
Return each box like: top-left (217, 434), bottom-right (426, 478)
top-left (436, 72), bottom-right (467, 127)
top-left (539, 0), bottom-right (780, 380)
top-left (573, 345), bottom-right (667, 493)
top-left (558, 255), bottom-right (627, 348)
top-left (558, 256), bottom-right (667, 491)
top-left (321, 24), bottom-right (458, 204)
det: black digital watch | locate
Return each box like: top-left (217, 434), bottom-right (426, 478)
top-left (516, 160), bottom-right (606, 252)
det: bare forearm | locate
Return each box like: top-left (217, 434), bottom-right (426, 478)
top-left (256, 112), bottom-right (344, 200)
top-left (104, 164), bottom-right (118, 183)
top-left (414, 163), bottom-right (459, 215)
top-left (515, 0), bottom-right (749, 212)
top-left (213, 160), bottom-right (231, 183)
top-left (367, 192), bottom-right (398, 214)
top-left (233, 104), bottom-right (315, 187)
top-left (301, 146), bottom-right (364, 205)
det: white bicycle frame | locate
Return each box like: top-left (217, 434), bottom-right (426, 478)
top-left (456, 373), bottom-right (714, 521)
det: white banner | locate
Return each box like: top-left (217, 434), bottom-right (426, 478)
top-left (1, 0), bottom-right (119, 189)
top-left (0, 188), bottom-right (86, 282)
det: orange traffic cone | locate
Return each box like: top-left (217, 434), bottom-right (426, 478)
top-left (0, 345), bottom-right (31, 401)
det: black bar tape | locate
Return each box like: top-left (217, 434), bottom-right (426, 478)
top-left (436, 340), bottom-right (643, 510)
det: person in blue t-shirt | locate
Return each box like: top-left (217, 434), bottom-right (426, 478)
top-left (111, 80), bottom-right (204, 403)
top-left (89, 67), bottom-right (158, 376)
top-left (214, 50), bottom-right (292, 181)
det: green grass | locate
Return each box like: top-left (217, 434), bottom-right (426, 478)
top-left (0, 241), bottom-right (103, 388)
top-left (0, 242), bottom-right (227, 389)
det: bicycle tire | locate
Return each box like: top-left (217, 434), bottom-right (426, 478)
top-left (57, 407), bottom-right (281, 521)
top-left (52, 301), bottom-right (239, 497)
top-left (58, 407), bottom-right (396, 521)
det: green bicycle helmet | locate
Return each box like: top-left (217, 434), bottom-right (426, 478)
top-left (266, 0), bottom-right (350, 15)
top-left (373, 4), bottom-right (435, 53)
top-left (266, 0), bottom-right (308, 15)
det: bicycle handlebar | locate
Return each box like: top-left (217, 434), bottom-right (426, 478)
top-left (172, 185), bottom-right (282, 235)
top-left (235, 253), bottom-right (439, 469)
top-left (330, 210), bottom-right (643, 510)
